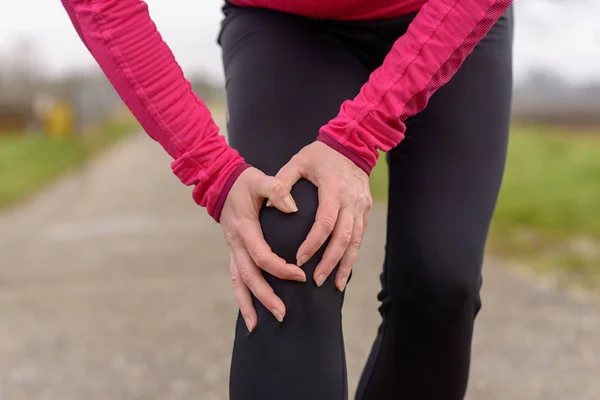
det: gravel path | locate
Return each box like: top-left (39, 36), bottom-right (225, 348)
top-left (0, 134), bottom-right (598, 399)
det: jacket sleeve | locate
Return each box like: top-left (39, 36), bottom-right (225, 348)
top-left (60, 0), bottom-right (250, 221)
top-left (317, 0), bottom-right (513, 174)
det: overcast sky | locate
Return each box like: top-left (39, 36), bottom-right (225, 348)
top-left (0, 0), bottom-right (598, 84)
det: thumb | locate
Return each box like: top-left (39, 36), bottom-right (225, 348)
top-left (266, 155), bottom-right (306, 213)
top-left (260, 176), bottom-right (298, 214)
top-left (275, 155), bottom-right (304, 189)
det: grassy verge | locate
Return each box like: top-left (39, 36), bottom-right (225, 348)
top-left (369, 125), bottom-right (600, 290)
top-left (0, 120), bottom-right (138, 210)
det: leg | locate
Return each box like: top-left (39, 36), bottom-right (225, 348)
top-left (218, 5), bottom-right (370, 399)
top-left (357, 7), bottom-right (514, 400)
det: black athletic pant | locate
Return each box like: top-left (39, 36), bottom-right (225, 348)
top-left (219, 3), bottom-right (514, 399)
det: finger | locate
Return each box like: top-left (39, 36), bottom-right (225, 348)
top-left (261, 177), bottom-right (298, 214)
top-left (238, 220), bottom-right (306, 282)
top-left (275, 154), bottom-right (305, 189)
top-left (335, 213), bottom-right (365, 291)
top-left (230, 253), bottom-right (257, 332)
top-left (314, 207), bottom-right (354, 287)
top-left (233, 247), bottom-right (286, 323)
top-left (296, 189), bottom-right (340, 267)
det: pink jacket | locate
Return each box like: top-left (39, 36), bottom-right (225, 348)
top-left (60, 0), bottom-right (512, 222)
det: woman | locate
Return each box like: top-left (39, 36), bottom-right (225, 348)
top-left (61, 0), bottom-right (514, 398)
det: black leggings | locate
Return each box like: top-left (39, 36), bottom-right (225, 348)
top-left (219, 4), bottom-right (514, 399)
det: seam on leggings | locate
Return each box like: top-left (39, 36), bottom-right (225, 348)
top-left (341, 296), bottom-right (348, 400)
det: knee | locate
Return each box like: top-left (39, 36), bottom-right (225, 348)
top-left (259, 179), bottom-right (319, 264)
top-left (392, 242), bottom-right (483, 319)
top-left (258, 179), bottom-right (342, 321)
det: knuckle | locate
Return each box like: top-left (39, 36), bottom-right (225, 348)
top-left (351, 235), bottom-right (363, 248)
top-left (338, 263), bottom-right (353, 274)
top-left (303, 240), bottom-right (321, 256)
top-left (323, 258), bottom-right (337, 272)
top-left (319, 216), bottom-right (336, 233)
top-left (338, 231), bottom-right (352, 247)
top-left (270, 179), bottom-right (288, 197)
top-left (272, 258), bottom-right (286, 274)
top-left (239, 268), bottom-right (253, 284)
top-left (342, 258), bottom-right (355, 270)
top-left (291, 153), bottom-right (306, 165)
top-left (223, 230), bottom-right (237, 245)
top-left (256, 288), bottom-right (274, 304)
top-left (248, 248), bottom-right (263, 266)
top-left (231, 274), bottom-right (241, 288)
top-left (252, 253), bottom-right (264, 268)
top-left (330, 184), bottom-right (343, 197)
top-left (307, 243), bottom-right (321, 255)
top-left (359, 192), bottom-right (372, 208)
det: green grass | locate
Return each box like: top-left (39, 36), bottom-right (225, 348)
top-left (493, 125), bottom-right (600, 238)
top-left (369, 125), bottom-right (600, 289)
top-left (0, 120), bottom-right (138, 210)
top-left (369, 151), bottom-right (389, 201)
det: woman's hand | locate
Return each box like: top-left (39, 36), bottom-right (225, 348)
top-left (275, 141), bottom-right (372, 292)
top-left (220, 167), bottom-right (307, 332)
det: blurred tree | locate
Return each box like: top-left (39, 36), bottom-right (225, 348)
top-left (2, 37), bottom-right (44, 98)
top-left (0, 37), bottom-right (46, 133)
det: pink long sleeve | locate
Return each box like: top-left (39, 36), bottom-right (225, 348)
top-left (318, 0), bottom-right (513, 174)
top-left (61, 0), bottom-right (250, 222)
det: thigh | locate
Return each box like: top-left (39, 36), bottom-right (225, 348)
top-left (385, 7), bottom-right (514, 295)
top-left (220, 5), bottom-right (370, 176)
top-left (219, 5), bottom-right (370, 400)
top-left (219, 2), bottom-right (370, 310)
top-left (356, 9), bottom-right (514, 400)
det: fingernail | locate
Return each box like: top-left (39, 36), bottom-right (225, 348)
top-left (266, 199), bottom-right (273, 207)
top-left (339, 276), bottom-right (348, 292)
top-left (297, 254), bottom-right (309, 267)
top-left (272, 309), bottom-right (284, 323)
top-left (283, 195), bottom-right (298, 212)
top-left (316, 274), bottom-right (326, 287)
top-left (244, 317), bottom-right (253, 332)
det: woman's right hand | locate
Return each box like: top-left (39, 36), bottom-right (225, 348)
top-left (220, 167), bottom-right (307, 332)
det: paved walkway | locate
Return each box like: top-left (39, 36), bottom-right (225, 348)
top-left (0, 134), bottom-right (598, 400)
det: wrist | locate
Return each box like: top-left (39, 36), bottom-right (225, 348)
top-left (316, 133), bottom-right (374, 176)
top-left (208, 162), bottom-right (252, 223)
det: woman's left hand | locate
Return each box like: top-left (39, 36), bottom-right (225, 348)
top-left (275, 141), bottom-right (372, 291)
